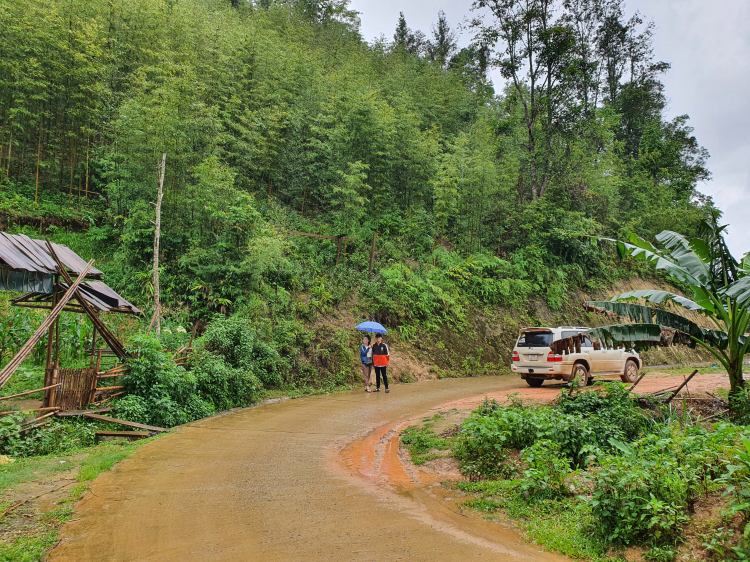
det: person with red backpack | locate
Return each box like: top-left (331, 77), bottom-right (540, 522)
top-left (371, 334), bottom-right (390, 393)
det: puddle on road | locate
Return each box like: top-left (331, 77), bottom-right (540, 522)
top-left (334, 406), bottom-right (564, 561)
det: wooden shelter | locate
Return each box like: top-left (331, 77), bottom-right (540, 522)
top-left (0, 233), bottom-right (140, 412)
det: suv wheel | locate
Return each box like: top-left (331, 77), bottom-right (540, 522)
top-left (526, 378), bottom-right (544, 388)
top-left (620, 359), bottom-right (639, 383)
top-left (571, 363), bottom-right (589, 387)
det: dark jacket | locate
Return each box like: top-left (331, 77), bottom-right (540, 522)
top-left (372, 342), bottom-right (389, 366)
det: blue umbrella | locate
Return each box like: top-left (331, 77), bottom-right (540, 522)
top-left (355, 321), bottom-right (388, 334)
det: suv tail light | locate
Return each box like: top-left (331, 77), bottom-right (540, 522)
top-left (547, 354), bottom-right (563, 362)
top-left (512, 351), bottom-right (520, 362)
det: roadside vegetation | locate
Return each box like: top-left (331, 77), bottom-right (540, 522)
top-left (402, 386), bottom-right (750, 561)
top-left (0, 438), bottom-right (157, 560)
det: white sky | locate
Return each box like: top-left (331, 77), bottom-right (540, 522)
top-left (350, 0), bottom-right (750, 258)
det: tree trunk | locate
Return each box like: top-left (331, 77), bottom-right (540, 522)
top-left (151, 153), bottom-right (166, 335)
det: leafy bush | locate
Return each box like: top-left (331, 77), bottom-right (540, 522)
top-left (199, 316), bottom-right (285, 389)
top-left (124, 334), bottom-right (215, 427)
top-left (588, 423), bottom-right (742, 546)
top-left (520, 440), bottom-right (572, 499)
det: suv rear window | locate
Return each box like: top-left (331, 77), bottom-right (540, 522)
top-left (516, 331), bottom-right (553, 347)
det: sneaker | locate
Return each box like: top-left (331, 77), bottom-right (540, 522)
top-left (374, 388), bottom-right (380, 392)
top-left (385, 389), bottom-right (390, 393)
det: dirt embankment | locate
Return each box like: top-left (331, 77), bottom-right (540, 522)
top-left (361, 276), bottom-right (716, 385)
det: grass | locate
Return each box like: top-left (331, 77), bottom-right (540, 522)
top-left (400, 421), bottom-right (451, 465)
top-left (642, 365), bottom-right (725, 376)
top-left (0, 437), bottom-right (159, 561)
top-left (457, 480), bottom-right (615, 561)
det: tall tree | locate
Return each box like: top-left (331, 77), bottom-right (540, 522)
top-left (428, 11), bottom-right (458, 68)
top-left (392, 12), bottom-right (426, 56)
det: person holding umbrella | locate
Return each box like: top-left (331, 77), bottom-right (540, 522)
top-left (355, 321), bottom-right (390, 393)
top-left (359, 335), bottom-right (373, 392)
top-left (371, 333), bottom-right (390, 393)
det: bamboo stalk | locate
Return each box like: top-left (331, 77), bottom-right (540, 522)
top-left (84, 131), bottom-right (89, 199)
top-left (151, 154), bottom-right (165, 335)
top-left (0, 407), bottom-right (59, 416)
top-left (0, 384), bottom-right (61, 401)
top-left (20, 411), bottom-right (57, 427)
top-left (34, 122), bottom-right (42, 206)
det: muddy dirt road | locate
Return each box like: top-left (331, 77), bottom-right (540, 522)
top-left (49, 371), bottom-right (728, 562)
top-left (50, 376), bottom-right (567, 562)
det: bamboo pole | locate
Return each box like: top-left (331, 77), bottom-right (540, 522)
top-left (5, 129), bottom-right (11, 180)
top-left (84, 131), bottom-right (89, 200)
top-left (664, 370), bottom-right (700, 404)
top-left (0, 384), bottom-right (61, 401)
top-left (34, 122), bottom-right (42, 206)
top-left (0, 260), bottom-right (94, 390)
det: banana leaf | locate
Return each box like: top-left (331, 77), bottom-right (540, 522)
top-left (597, 235), bottom-right (702, 288)
top-left (609, 289), bottom-right (704, 311)
top-left (724, 277), bottom-right (750, 308)
top-left (655, 230), bottom-right (710, 286)
top-left (588, 323), bottom-right (663, 349)
top-left (586, 300), bottom-right (734, 350)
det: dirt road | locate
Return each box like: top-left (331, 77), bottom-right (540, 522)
top-left (50, 376), bottom-right (567, 562)
top-left (49, 371), bottom-right (727, 562)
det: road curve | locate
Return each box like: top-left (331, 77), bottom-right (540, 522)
top-left (50, 376), bottom-right (566, 562)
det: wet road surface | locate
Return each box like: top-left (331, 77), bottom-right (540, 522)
top-left (49, 376), bottom-right (566, 562)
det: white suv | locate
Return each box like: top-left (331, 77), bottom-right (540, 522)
top-left (511, 326), bottom-right (641, 387)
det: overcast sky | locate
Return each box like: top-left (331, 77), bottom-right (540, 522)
top-left (350, 0), bottom-right (750, 258)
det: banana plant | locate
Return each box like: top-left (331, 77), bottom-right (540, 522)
top-left (588, 215), bottom-right (749, 395)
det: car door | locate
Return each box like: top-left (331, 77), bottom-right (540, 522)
top-left (606, 345), bottom-right (624, 373)
top-left (582, 335), bottom-right (607, 373)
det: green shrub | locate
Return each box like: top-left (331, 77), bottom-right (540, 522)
top-left (200, 316), bottom-right (285, 389)
top-left (588, 424), bottom-right (742, 546)
top-left (520, 440), bottom-right (572, 499)
top-left (124, 334), bottom-right (215, 427)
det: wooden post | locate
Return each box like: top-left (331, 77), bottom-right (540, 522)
top-left (369, 231), bottom-right (377, 273)
top-left (43, 277), bottom-right (59, 405)
top-left (89, 325), bottom-right (98, 369)
top-left (335, 236), bottom-right (342, 266)
top-left (151, 153), bottom-right (165, 335)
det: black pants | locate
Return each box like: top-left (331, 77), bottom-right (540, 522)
top-left (375, 366), bottom-right (388, 389)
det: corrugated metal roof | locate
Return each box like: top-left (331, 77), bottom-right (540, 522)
top-left (1, 233), bottom-right (141, 315)
top-left (0, 232), bottom-right (104, 278)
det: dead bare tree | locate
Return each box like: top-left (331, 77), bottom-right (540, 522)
top-left (151, 153), bottom-right (166, 335)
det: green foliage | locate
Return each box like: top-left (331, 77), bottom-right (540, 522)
top-left (456, 385), bottom-right (646, 477)
top-left (400, 424), bottom-right (450, 465)
top-left (592, 218), bottom-right (749, 394)
top-left (123, 334), bottom-right (215, 428)
top-left (453, 387), bottom-right (747, 555)
top-left (520, 440), bottom-right (572, 500)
